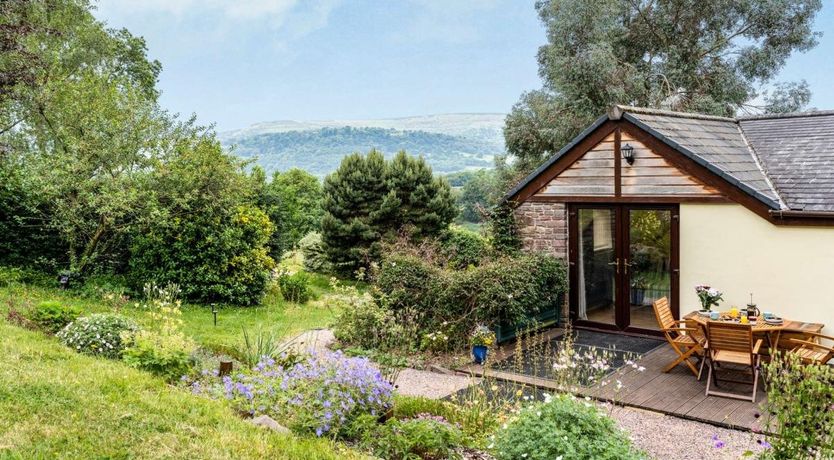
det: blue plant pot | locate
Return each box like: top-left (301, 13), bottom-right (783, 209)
top-left (472, 345), bottom-right (488, 364)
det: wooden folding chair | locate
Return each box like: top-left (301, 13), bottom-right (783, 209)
top-left (789, 331), bottom-right (834, 365)
top-left (705, 322), bottom-right (763, 402)
top-left (652, 297), bottom-right (706, 379)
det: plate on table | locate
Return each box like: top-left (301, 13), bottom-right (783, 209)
top-left (765, 316), bottom-right (784, 325)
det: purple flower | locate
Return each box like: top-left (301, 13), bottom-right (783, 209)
top-left (711, 435), bottom-right (725, 449)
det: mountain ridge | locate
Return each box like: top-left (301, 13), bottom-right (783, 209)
top-left (220, 113), bottom-right (506, 177)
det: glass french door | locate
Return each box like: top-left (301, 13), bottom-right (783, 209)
top-left (569, 204), bottom-right (678, 334)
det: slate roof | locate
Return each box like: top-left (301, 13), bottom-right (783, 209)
top-left (739, 111), bottom-right (834, 212)
top-left (622, 110), bottom-right (782, 208)
top-left (507, 106), bottom-right (834, 212)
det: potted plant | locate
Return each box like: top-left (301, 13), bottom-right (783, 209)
top-left (695, 284), bottom-right (723, 316)
top-left (470, 325), bottom-right (495, 364)
top-left (630, 275), bottom-right (648, 306)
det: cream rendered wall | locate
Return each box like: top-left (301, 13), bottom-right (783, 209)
top-left (680, 203), bottom-right (834, 333)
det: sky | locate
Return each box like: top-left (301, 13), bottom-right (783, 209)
top-left (94, 0), bottom-right (834, 132)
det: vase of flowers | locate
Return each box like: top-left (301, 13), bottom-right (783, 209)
top-left (470, 325), bottom-right (495, 364)
top-left (695, 284), bottom-right (723, 315)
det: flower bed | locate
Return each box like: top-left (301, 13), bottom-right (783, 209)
top-left (193, 350), bottom-right (394, 437)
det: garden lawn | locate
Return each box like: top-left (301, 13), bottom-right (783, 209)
top-left (0, 278), bottom-right (339, 351)
top-left (0, 321), bottom-right (366, 459)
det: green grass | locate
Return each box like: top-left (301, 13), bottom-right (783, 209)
top-left (0, 273), bottom-right (340, 353)
top-left (0, 321), bottom-right (366, 459)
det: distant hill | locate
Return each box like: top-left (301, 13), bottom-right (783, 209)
top-left (219, 113), bottom-right (505, 177)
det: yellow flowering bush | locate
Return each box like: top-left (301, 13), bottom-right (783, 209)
top-left (122, 284), bottom-right (196, 381)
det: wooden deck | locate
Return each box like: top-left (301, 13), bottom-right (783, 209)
top-left (460, 335), bottom-right (766, 431)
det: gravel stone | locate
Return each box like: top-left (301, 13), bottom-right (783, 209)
top-left (609, 405), bottom-right (768, 460)
top-left (281, 328), bottom-right (335, 354)
top-left (394, 368), bottom-right (480, 399)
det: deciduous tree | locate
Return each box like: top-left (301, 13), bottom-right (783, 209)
top-left (505, 0), bottom-right (822, 173)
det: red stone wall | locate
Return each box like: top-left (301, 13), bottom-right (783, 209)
top-left (513, 202), bottom-right (568, 259)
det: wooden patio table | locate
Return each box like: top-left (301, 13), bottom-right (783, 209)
top-left (683, 310), bottom-right (824, 352)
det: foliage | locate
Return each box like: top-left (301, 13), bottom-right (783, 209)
top-left (470, 325), bottom-right (496, 347)
top-left (226, 125), bottom-right (499, 177)
top-left (0, 0), bottom-right (277, 294)
top-left (370, 251), bottom-right (567, 349)
top-left (239, 327), bottom-right (302, 369)
top-left (695, 285), bottom-right (724, 311)
top-left (130, 203), bottom-right (275, 305)
top-left (198, 351), bottom-right (394, 437)
top-left (360, 416), bottom-right (464, 460)
top-left (321, 150), bottom-right (456, 276)
top-left (299, 231), bottom-right (333, 273)
top-left (493, 393), bottom-right (645, 460)
top-left (487, 203), bottom-right (521, 254)
top-left (393, 395), bottom-right (497, 441)
top-left (26, 300), bottom-right (81, 334)
top-left (277, 270), bottom-right (312, 304)
top-left (504, 0), bottom-right (822, 173)
top-left (374, 254), bottom-right (441, 312)
top-left (321, 150), bottom-right (390, 275)
top-left (255, 167), bottom-right (324, 258)
top-left (383, 151), bottom-right (457, 238)
top-left (0, 161), bottom-right (65, 270)
top-left (57, 313), bottom-right (139, 359)
top-left (419, 331), bottom-right (451, 353)
top-left (0, 0), bottom-right (166, 275)
top-left (330, 282), bottom-right (403, 351)
top-left (457, 169), bottom-right (500, 223)
top-left (760, 351), bottom-right (834, 459)
top-left (440, 226), bottom-right (490, 269)
top-left (122, 329), bottom-right (195, 382)
top-left (122, 283), bottom-right (196, 381)
top-left (0, 321), bottom-right (362, 459)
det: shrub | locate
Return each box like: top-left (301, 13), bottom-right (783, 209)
top-left (57, 313), bottom-right (139, 359)
top-left (122, 329), bottom-right (195, 381)
top-left (761, 351), bottom-right (834, 459)
top-left (362, 416), bottom-right (464, 460)
top-left (440, 227), bottom-right (489, 269)
top-left (206, 351), bottom-right (394, 437)
top-left (372, 251), bottom-right (567, 348)
top-left (493, 394), bottom-right (645, 460)
top-left (277, 270), bottom-right (312, 304)
top-left (393, 395), bottom-right (497, 440)
top-left (374, 254), bottom-right (440, 311)
top-left (299, 232), bottom-right (332, 273)
top-left (331, 285), bottom-right (401, 350)
top-left (129, 205), bottom-right (275, 305)
top-left (122, 283), bottom-right (196, 380)
top-left (487, 203), bottom-right (521, 254)
top-left (27, 301), bottom-right (81, 334)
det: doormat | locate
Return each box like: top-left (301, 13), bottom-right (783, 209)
top-left (491, 329), bottom-right (663, 387)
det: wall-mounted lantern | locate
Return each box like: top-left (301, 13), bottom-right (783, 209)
top-left (621, 143), bottom-right (635, 165)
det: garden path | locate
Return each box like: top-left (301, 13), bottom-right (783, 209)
top-left (394, 369), bottom-right (480, 399)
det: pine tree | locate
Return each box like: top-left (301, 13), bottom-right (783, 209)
top-left (321, 150), bottom-right (457, 275)
top-left (321, 150), bottom-right (389, 275)
top-left (384, 151), bottom-right (456, 237)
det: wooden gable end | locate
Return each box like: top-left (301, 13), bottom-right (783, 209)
top-left (538, 132), bottom-right (616, 196)
top-left (530, 126), bottom-right (723, 201)
top-left (619, 131), bottom-right (721, 197)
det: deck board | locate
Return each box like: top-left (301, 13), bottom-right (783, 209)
top-left (460, 342), bottom-right (767, 430)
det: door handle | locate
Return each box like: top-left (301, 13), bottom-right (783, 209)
top-left (623, 258), bottom-right (633, 275)
top-left (607, 258), bottom-right (620, 274)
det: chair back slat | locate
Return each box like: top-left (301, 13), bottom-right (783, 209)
top-left (652, 297), bottom-right (675, 330)
top-left (707, 322), bottom-right (753, 354)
